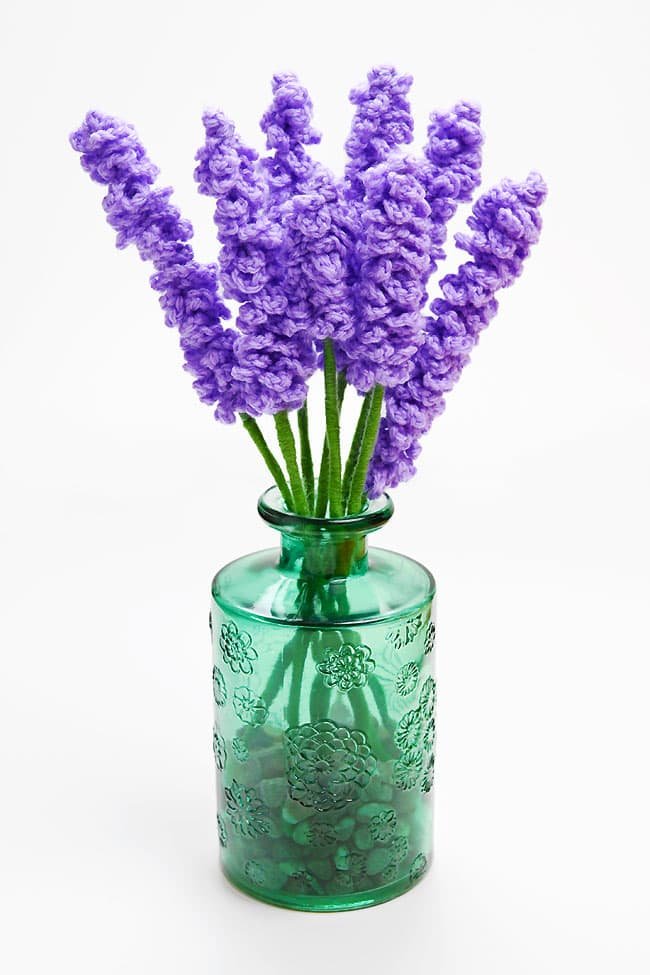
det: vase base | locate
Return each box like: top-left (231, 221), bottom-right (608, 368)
top-left (222, 862), bottom-right (430, 913)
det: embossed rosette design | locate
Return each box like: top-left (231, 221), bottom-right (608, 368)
top-left (212, 665), bottom-right (227, 706)
top-left (212, 726), bottom-right (227, 771)
top-left (219, 620), bottom-right (258, 675)
top-left (317, 643), bottom-right (376, 691)
top-left (233, 686), bottom-right (268, 727)
top-left (224, 779), bottom-right (271, 837)
top-left (285, 720), bottom-right (377, 811)
top-left (393, 676), bottom-right (436, 793)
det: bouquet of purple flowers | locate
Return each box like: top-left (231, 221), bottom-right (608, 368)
top-left (71, 66), bottom-right (546, 516)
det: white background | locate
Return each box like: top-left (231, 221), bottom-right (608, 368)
top-left (1, 1), bottom-right (649, 972)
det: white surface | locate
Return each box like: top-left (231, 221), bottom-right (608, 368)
top-left (1, 1), bottom-right (649, 972)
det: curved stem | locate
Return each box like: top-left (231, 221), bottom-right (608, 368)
top-left (342, 392), bottom-right (371, 510)
top-left (323, 340), bottom-right (343, 517)
top-left (314, 443), bottom-right (330, 517)
top-left (274, 411), bottom-right (309, 515)
top-left (346, 385), bottom-right (384, 515)
top-left (297, 402), bottom-right (315, 514)
top-left (337, 369), bottom-right (348, 410)
top-left (315, 367), bottom-right (347, 518)
top-left (239, 412), bottom-right (293, 510)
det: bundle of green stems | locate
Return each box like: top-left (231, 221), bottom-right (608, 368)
top-left (240, 340), bottom-right (384, 518)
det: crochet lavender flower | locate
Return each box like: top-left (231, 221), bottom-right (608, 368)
top-left (195, 110), bottom-right (316, 423)
top-left (71, 67), bottom-right (546, 517)
top-left (345, 65), bottom-right (415, 200)
top-left (70, 111), bottom-right (241, 421)
top-left (367, 172), bottom-right (547, 495)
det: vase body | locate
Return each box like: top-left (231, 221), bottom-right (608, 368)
top-left (210, 489), bottom-right (436, 911)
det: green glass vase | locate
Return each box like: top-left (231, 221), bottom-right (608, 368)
top-left (210, 487), bottom-right (436, 911)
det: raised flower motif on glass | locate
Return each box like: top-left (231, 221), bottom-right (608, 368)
top-left (224, 780), bottom-right (271, 838)
top-left (219, 621), bottom-right (258, 675)
top-left (395, 661), bottom-right (419, 697)
top-left (317, 643), bottom-right (376, 691)
top-left (285, 720), bottom-right (377, 812)
top-left (232, 686), bottom-right (269, 727)
top-left (212, 726), bottom-right (227, 771)
top-left (212, 665), bottom-right (227, 707)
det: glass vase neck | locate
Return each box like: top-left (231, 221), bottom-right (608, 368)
top-left (257, 487), bottom-right (394, 582)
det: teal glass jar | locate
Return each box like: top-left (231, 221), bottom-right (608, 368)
top-left (210, 487), bottom-right (436, 911)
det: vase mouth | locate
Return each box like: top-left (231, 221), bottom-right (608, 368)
top-left (258, 486), bottom-right (394, 537)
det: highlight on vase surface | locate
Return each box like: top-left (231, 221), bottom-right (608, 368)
top-left (71, 64), bottom-right (546, 911)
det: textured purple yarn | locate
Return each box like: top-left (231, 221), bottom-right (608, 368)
top-left (345, 66), bottom-right (414, 201)
top-left (195, 111), bottom-right (272, 304)
top-left (282, 170), bottom-right (356, 347)
top-left (367, 172), bottom-right (547, 496)
top-left (196, 110), bottom-right (317, 415)
top-left (340, 155), bottom-right (432, 391)
top-left (70, 111), bottom-right (241, 421)
top-left (260, 73), bottom-right (321, 209)
top-left (423, 101), bottom-right (484, 271)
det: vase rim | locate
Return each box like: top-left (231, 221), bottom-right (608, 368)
top-left (258, 486), bottom-right (394, 536)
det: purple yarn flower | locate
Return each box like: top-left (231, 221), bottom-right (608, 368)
top-left (423, 101), bottom-right (484, 272)
top-left (345, 66), bottom-right (414, 201)
top-left (259, 72), bottom-right (321, 210)
top-left (195, 111), bottom-right (272, 303)
top-left (340, 155), bottom-right (432, 392)
top-left (281, 168), bottom-right (356, 347)
top-left (367, 172), bottom-right (547, 496)
top-left (70, 111), bottom-right (241, 421)
top-left (196, 109), bottom-right (317, 416)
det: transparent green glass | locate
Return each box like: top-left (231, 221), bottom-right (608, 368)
top-left (210, 488), bottom-right (436, 911)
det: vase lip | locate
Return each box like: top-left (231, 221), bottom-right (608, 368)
top-left (258, 486), bottom-right (394, 535)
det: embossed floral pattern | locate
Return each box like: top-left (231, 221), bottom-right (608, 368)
top-left (213, 726), bottom-right (227, 771)
top-left (394, 708), bottom-right (423, 750)
top-left (224, 779), bottom-right (271, 837)
top-left (419, 676), bottom-right (436, 720)
top-left (422, 752), bottom-right (435, 794)
top-left (390, 834), bottom-right (409, 865)
top-left (233, 686), bottom-right (268, 727)
top-left (409, 853), bottom-right (427, 883)
top-left (232, 737), bottom-right (249, 763)
top-left (306, 822), bottom-right (338, 846)
top-left (386, 613), bottom-right (423, 650)
top-left (368, 808), bottom-right (398, 843)
top-left (394, 747), bottom-right (423, 790)
top-left (285, 720), bottom-right (377, 811)
top-left (317, 643), bottom-right (376, 692)
top-left (381, 862), bottom-right (398, 883)
top-left (395, 661), bottom-right (419, 696)
top-left (212, 665), bottom-right (227, 707)
top-left (244, 860), bottom-right (267, 886)
top-left (219, 620), bottom-right (258, 675)
top-left (424, 620), bottom-right (436, 655)
top-left (216, 811), bottom-right (227, 848)
top-left (393, 675), bottom-right (436, 792)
